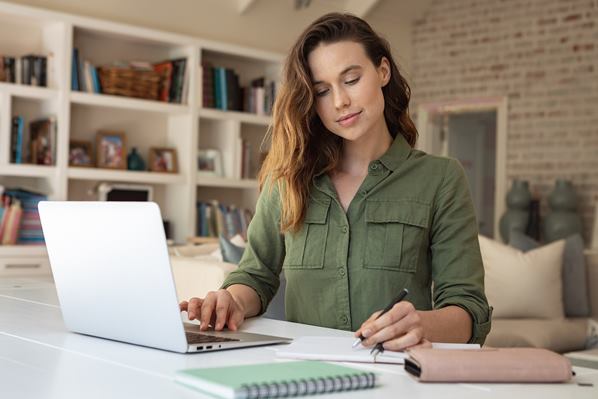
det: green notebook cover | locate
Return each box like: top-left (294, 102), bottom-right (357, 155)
top-left (175, 360), bottom-right (376, 398)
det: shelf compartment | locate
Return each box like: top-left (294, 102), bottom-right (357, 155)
top-left (68, 167), bottom-right (184, 184)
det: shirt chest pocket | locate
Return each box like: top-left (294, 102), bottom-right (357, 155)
top-left (364, 200), bottom-right (430, 272)
top-left (283, 198), bottom-right (330, 269)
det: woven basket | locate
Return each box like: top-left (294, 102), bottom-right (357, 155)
top-left (98, 66), bottom-right (161, 101)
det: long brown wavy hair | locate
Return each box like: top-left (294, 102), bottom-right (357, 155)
top-left (259, 13), bottom-right (418, 233)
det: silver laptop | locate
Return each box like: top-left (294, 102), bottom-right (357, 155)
top-left (38, 201), bottom-right (290, 353)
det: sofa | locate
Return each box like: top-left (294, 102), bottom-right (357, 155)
top-left (170, 243), bottom-right (598, 353)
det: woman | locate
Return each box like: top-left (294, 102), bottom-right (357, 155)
top-left (181, 13), bottom-right (491, 350)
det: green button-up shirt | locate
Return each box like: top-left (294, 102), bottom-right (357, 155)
top-left (222, 134), bottom-right (492, 344)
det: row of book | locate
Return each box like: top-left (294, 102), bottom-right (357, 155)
top-left (196, 201), bottom-right (253, 239)
top-left (0, 54), bottom-right (50, 87)
top-left (71, 49), bottom-right (102, 93)
top-left (202, 63), bottom-right (276, 115)
top-left (10, 116), bottom-right (57, 165)
top-left (153, 58), bottom-right (188, 103)
top-left (0, 188), bottom-right (47, 245)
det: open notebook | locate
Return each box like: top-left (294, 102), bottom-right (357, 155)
top-left (275, 336), bottom-right (480, 364)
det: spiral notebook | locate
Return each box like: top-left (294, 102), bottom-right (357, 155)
top-left (175, 360), bottom-right (377, 398)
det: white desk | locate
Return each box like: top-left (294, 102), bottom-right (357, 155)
top-left (1, 277), bottom-right (597, 399)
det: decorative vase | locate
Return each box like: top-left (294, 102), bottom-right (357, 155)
top-left (543, 179), bottom-right (583, 243)
top-left (127, 147), bottom-right (145, 171)
top-left (499, 179), bottom-right (531, 242)
top-left (525, 198), bottom-right (541, 241)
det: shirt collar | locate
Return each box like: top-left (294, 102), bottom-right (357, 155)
top-left (313, 133), bottom-right (412, 183)
top-left (378, 133), bottom-right (412, 171)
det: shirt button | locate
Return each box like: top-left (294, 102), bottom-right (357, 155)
top-left (338, 268), bottom-right (346, 277)
top-left (370, 163), bottom-right (379, 170)
top-left (340, 315), bottom-right (348, 324)
top-left (341, 226), bottom-right (348, 233)
top-left (360, 190), bottom-right (367, 196)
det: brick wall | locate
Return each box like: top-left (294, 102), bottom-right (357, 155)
top-left (411, 0), bottom-right (598, 243)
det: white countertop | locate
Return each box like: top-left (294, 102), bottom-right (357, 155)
top-left (1, 276), bottom-right (597, 398)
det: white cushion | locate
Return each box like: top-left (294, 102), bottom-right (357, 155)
top-left (478, 235), bottom-right (565, 319)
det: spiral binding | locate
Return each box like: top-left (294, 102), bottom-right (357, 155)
top-left (238, 371), bottom-right (376, 398)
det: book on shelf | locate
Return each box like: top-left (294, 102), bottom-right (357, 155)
top-left (153, 60), bottom-right (173, 102)
top-left (10, 116), bottom-right (25, 164)
top-left (0, 188), bottom-right (47, 245)
top-left (241, 139), bottom-right (252, 179)
top-left (201, 62), bottom-right (214, 108)
top-left (0, 54), bottom-right (49, 86)
top-left (0, 56), bottom-right (16, 83)
top-left (71, 48), bottom-right (80, 91)
top-left (196, 200), bottom-right (253, 240)
top-left (21, 54), bottom-right (48, 87)
top-left (202, 63), bottom-right (276, 115)
top-left (71, 51), bottom-right (100, 94)
top-left (152, 58), bottom-right (187, 103)
top-left (81, 60), bottom-right (100, 94)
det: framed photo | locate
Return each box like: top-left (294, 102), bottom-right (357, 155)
top-left (96, 131), bottom-right (126, 169)
top-left (68, 140), bottom-right (93, 167)
top-left (30, 117), bottom-right (56, 165)
top-left (149, 147), bottom-right (178, 173)
top-left (197, 149), bottom-right (223, 176)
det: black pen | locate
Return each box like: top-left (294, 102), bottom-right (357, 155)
top-left (352, 288), bottom-right (409, 349)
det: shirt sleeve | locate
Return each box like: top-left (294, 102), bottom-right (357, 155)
top-left (220, 180), bottom-right (285, 314)
top-left (430, 158), bottom-right (492, 345)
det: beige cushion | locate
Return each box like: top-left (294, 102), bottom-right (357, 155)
top-left (479, 235), bottom-right (566, 319)
top-left (486, 318), bottom-right (588, 353)
top-left (170, 256), bottom-right (237, 302)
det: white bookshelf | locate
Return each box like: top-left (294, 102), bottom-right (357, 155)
top-left (0, 1), bottom-right (282, 268)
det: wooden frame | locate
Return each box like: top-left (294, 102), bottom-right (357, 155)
top-left (68, 140), bottom-right (93, 167)
top-left (96, 131), bottom-right (127, 169)
top-left (149, 147), bottom-right (178, 173)
top-left (29, 118), bottom-right (56, 165)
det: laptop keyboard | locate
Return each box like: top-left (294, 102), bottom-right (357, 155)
top-left (185, 332), bottom-right (240, 344)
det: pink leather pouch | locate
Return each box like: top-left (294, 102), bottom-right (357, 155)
top-left (405, 347), bottom-right (572, 383)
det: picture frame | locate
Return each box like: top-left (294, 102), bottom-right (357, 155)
top-left (149, 147), bottom-right (178, 173)
top-left (96, 131), bottom-right (126, 169)
top-left (197, 149), bottom-right (223, 177)
top-left (68, 140), bottom-right (93, 167)
top-left (30, 117), bottom-right (56, 165)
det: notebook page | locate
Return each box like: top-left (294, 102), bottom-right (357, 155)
top-left (275, 336), bottom-right (407, 364)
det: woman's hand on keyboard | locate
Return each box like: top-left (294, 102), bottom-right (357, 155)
top-left (180, 289), bottom-right (245, 331)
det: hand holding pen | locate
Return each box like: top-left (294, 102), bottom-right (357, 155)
top-left (353, 288), bottom-right (426, 357)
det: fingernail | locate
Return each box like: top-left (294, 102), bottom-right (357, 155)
top-left (188, 312), bottom-right (194, 319)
